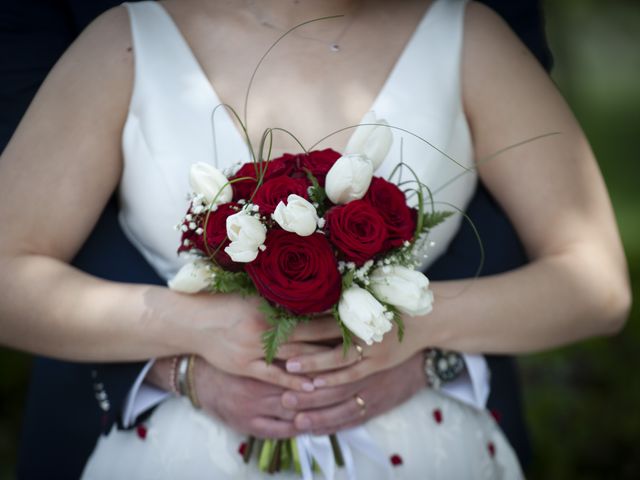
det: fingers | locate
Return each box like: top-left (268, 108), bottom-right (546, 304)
top-left (248, 417), bottom-right (297, 439)
top-left (288, 317), bottom-right (342, 342)
top-left (247, 360), bottom-right (315, 393)
top-left (275, 342), bottom-right (333, 360)
top-left (293, 394), bottom-right (367, 434)
top-left (280, 382), bottom-right (360, 411)
top-left (284, 343), bottom-right (361, 374)
top-left (310, 361), bottom-right (371, 388)
top-left (260, 395), bottom-right (296, 421)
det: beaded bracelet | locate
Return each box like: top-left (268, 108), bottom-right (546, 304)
top-left (168, 355), bottom-right (180, 395)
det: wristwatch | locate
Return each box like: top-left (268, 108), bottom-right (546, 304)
top-left (423, 348), bottom-right (465, 389)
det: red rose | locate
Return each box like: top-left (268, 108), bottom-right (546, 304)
top-left (178, 202), bottom-right (241, 270)
top-left (324, 200), bottom-right (388, 265)
top-left (230, 157), bottom-right (296, 200)
top-left (246, 230), bottom-right (341, 315)
top-left (252, 177), bottom-right (310, 215)
top-left (297, 149), bottom-right (341, 186)
top-left (364, 177), bottom-right (416, 250)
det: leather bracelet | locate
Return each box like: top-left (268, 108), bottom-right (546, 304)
top-left (186, 354), bottom-right (202, 409)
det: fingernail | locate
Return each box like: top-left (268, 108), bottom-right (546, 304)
top-left (302, 382), bottom-right (315, 392)
top-left (296, 415), bottom-right (312, 430)
top-left (313, 378), bottom-right (326, 388)
top-left (286, 361), bottom-right (302, 372)
top-left (282, 392), bottom-right (298, 408)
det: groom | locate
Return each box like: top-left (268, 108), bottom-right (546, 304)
top-left (4, 0), bottom-right (552, 478)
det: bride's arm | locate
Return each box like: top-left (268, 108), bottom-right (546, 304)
top-left (430, 1), bottom-right (630, 352)
top-left (0, 7), bottom-right (310, 392)
top-left (281, 2), bottom-right (631, 385)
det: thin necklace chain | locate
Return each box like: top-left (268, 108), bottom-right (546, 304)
top-left (246, 0), bottom-right (361, 52)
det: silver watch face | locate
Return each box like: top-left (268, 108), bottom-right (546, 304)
top-left (428, 350), bottom-right (465, 384)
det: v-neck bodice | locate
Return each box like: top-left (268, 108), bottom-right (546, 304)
top-left (120, 0), bottom-right (475, 282)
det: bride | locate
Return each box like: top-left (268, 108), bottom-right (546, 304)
top-left (0, 0), bottom-right (630, 478)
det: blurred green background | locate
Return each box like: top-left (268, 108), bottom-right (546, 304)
top-left (0, 0), bottom-right (638, 478)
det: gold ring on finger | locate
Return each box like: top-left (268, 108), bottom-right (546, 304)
top-left (354, 394), bottom-right (366, 416)
top-left (354, 344), bottom-right (364, 362)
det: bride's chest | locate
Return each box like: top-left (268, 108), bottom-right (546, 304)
top-left (117, 0), bottom-right (476, 281)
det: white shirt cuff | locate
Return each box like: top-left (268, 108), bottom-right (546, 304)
top-left (122, 359), bottom-right (171, 428)
top-left (439, 353), bottom-right (490, 410)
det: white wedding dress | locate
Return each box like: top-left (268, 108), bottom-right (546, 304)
top-left (82, 1), bottom-right (524, 478)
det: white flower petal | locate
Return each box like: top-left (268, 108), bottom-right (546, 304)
top-left (167, 260), bottom-right (213, 293)
top-left (189, 163), bottom-right (232, 205)
top-left (324, 154), bottom-right (374, 204)
top-left (338, 285), bottom-right (392, 345)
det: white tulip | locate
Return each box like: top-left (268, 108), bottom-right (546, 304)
top-left (324, 154), bottom-right (374, 204)
top-left (167, 260), bottom-right (213, 293)
top-left (272, 194), bottom-right (319, 237)
top-left (224, 210), bottom-right (267, 262)
top-left (369, 265), bottom-right (434, 316)
top-left (189, 162), bottom-right (232, 205)
top-left (345, 111), bottom-right (393, 171)
top-left (338, 285), bottom-right (393, 345)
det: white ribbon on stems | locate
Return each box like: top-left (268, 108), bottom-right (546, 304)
top-left (295, 426), bottom-right (393, 480)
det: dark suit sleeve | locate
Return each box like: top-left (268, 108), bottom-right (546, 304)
top-left (72, 196), bottom-right (168, 431)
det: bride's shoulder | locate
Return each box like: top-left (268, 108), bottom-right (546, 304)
top-left (460, 1), bottom-right (550, 124)
top-left (462, 2), bottom-right (535, 63)
top-left (73, 5), bottom-right (133, 62)
top-left (59, 5), bottom-right (134, 96)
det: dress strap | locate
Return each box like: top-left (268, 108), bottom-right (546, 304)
top-left (122, 1), bottom-right (213, 113)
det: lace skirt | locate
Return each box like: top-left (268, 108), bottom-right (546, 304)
top-left (82, 389), bottom-right (523, 479)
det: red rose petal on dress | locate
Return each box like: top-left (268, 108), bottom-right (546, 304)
top-left (136, 424), bottom-right (147, 440)
top-left (390, 454), bottom-right (403, 466)
top-left (432, 408), bottom-right (443, 424)
top-left (238, 442), bottom-right (247, 456)
top-left (488, 442), bottom-right (496, 458)
top-left (490, 409), bottom-right (502, 423)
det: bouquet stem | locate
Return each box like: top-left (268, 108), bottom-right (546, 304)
top-left (245, 433), bottom-right (345, 473)
top-left (330, 434), bottom-right (345, 467)
top-left (268, 439), bottom-right (283, 473)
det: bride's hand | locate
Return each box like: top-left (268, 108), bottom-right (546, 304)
top-left (282, 352), bottom-right (427, 435)
top-left (283, 316), bottom-right (422, 388)
top-left (170, 292), bottom-right (329, 392)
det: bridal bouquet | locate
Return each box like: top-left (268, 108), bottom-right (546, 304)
top-left (169, 113), bottom-right (450, 362)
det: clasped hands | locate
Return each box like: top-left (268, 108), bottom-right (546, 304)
top-left (151, 300), bottom-right (428, 438)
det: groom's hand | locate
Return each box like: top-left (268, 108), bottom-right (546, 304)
top-left (148, 357), bottom-right (298, 438)
top-left (281, 352), bottom-right (427, 435)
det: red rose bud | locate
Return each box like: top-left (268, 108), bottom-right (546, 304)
top-left (364, 177), bottom-right (415, 250)
top-left (253, 177), bottom-right (310, 215)
top-left (324, 200), bottom-right (388, 265)
top-left (246, 230), bottom-right (341, 315)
